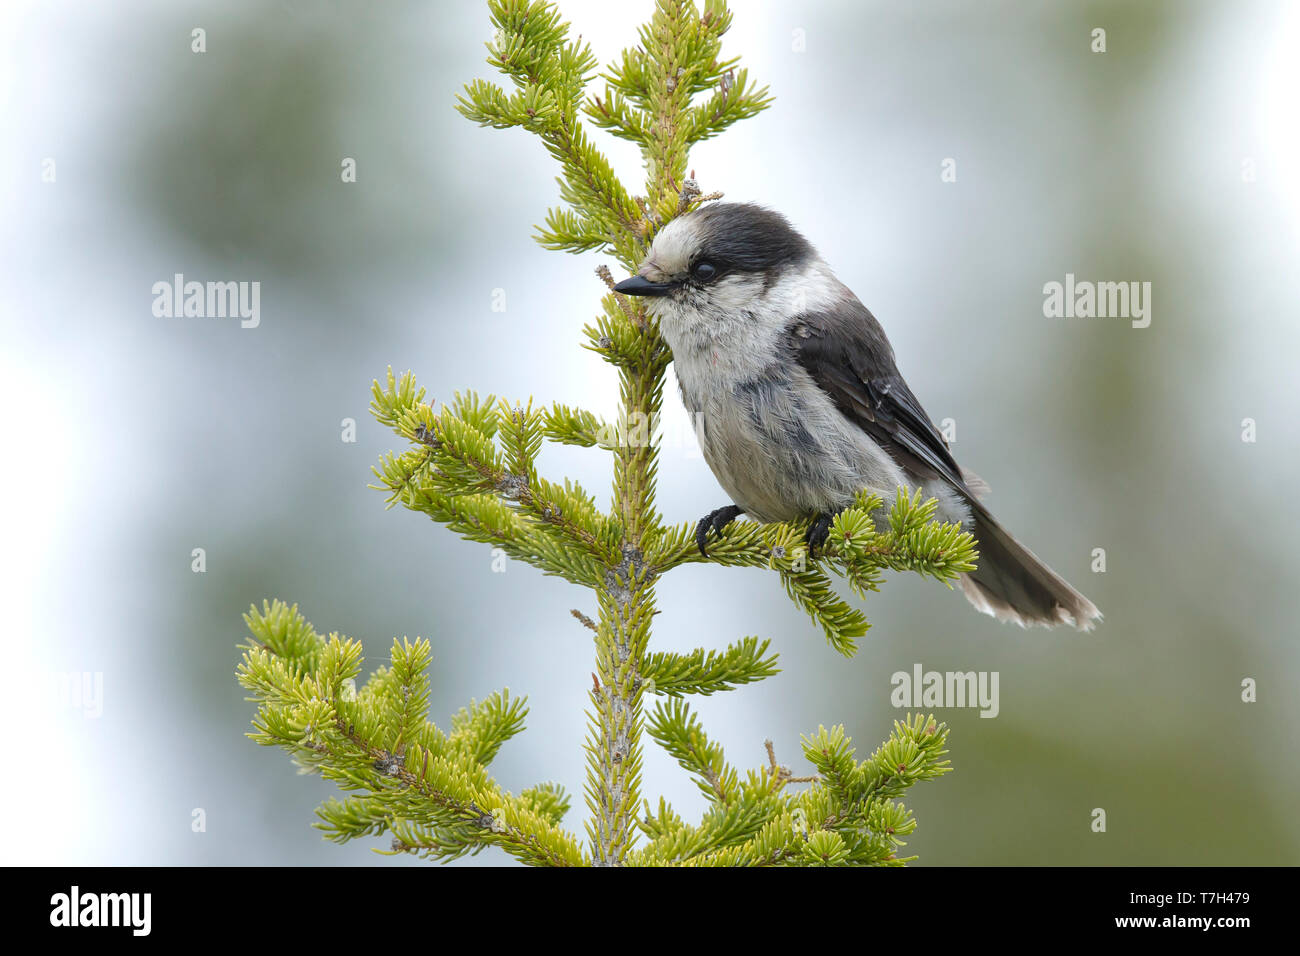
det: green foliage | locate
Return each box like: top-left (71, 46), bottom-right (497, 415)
top-left (642, 636), bottom-right (779, 696)
top-left (646, 488), bottom-right (976, 654)
top-left (239, 0), bottom-right (972, 867)
top-left (239, 601), bottom-right (584, 866)
top-left (647, 698), bottom-right (738, 802)
top-left (628, 712), bottom-right (951, 866)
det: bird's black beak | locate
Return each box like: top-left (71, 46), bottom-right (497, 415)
top-left (613, 274), bottom-right (674, 297)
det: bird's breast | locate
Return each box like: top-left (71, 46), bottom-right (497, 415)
top-left (675, 357), bottom-right (908, 523)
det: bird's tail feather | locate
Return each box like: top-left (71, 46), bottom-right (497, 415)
top-left (959, 504), bottom-right (1101, 631)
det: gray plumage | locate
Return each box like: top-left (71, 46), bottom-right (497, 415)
top-left (614, 202), bottom-right (1101, 631)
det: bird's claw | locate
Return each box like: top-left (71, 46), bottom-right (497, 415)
top-left (696, 505), bottom-right (744, 557)
top-left (805, 511), bottom-right (839, 555)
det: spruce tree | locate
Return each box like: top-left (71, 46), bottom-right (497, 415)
top-left (237, 0), bottom-right (976, 867)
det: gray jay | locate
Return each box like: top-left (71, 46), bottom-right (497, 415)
top-left (614, 202), bottom-right (1101, 631)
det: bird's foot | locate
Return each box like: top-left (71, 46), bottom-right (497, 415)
top-left (805, 509), bottom-right (842, 555)
top-left (696, 505), bottom-right (745, 557)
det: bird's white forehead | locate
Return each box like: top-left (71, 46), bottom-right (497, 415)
top-left (642, 215), bottom-right (705, 278)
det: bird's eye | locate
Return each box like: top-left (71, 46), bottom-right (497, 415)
top-left (691, 260), bottom-right (718, 281)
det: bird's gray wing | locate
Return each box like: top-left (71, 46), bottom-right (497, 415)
top-left (790, 299), bottom-right (1103, 631)
top-left (787, 303), bottom-right (970, 494)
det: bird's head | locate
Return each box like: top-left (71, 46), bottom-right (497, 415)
top-left (614, 203), bottom-right (817, 343)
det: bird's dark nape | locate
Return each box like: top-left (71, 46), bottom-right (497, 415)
top-left (689, 203), bottom-right (815, 275)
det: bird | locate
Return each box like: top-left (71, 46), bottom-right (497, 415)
top-left (613, 202), bottom-right (1101, 631)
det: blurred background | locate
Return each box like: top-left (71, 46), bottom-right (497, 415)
top-left (2, 0), bottom-right (1297, 866)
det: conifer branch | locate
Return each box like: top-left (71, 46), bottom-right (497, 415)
top-left (641, 636), bottom-right (779, 696)
top-left (237, 601), bottom-right (585, 866)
